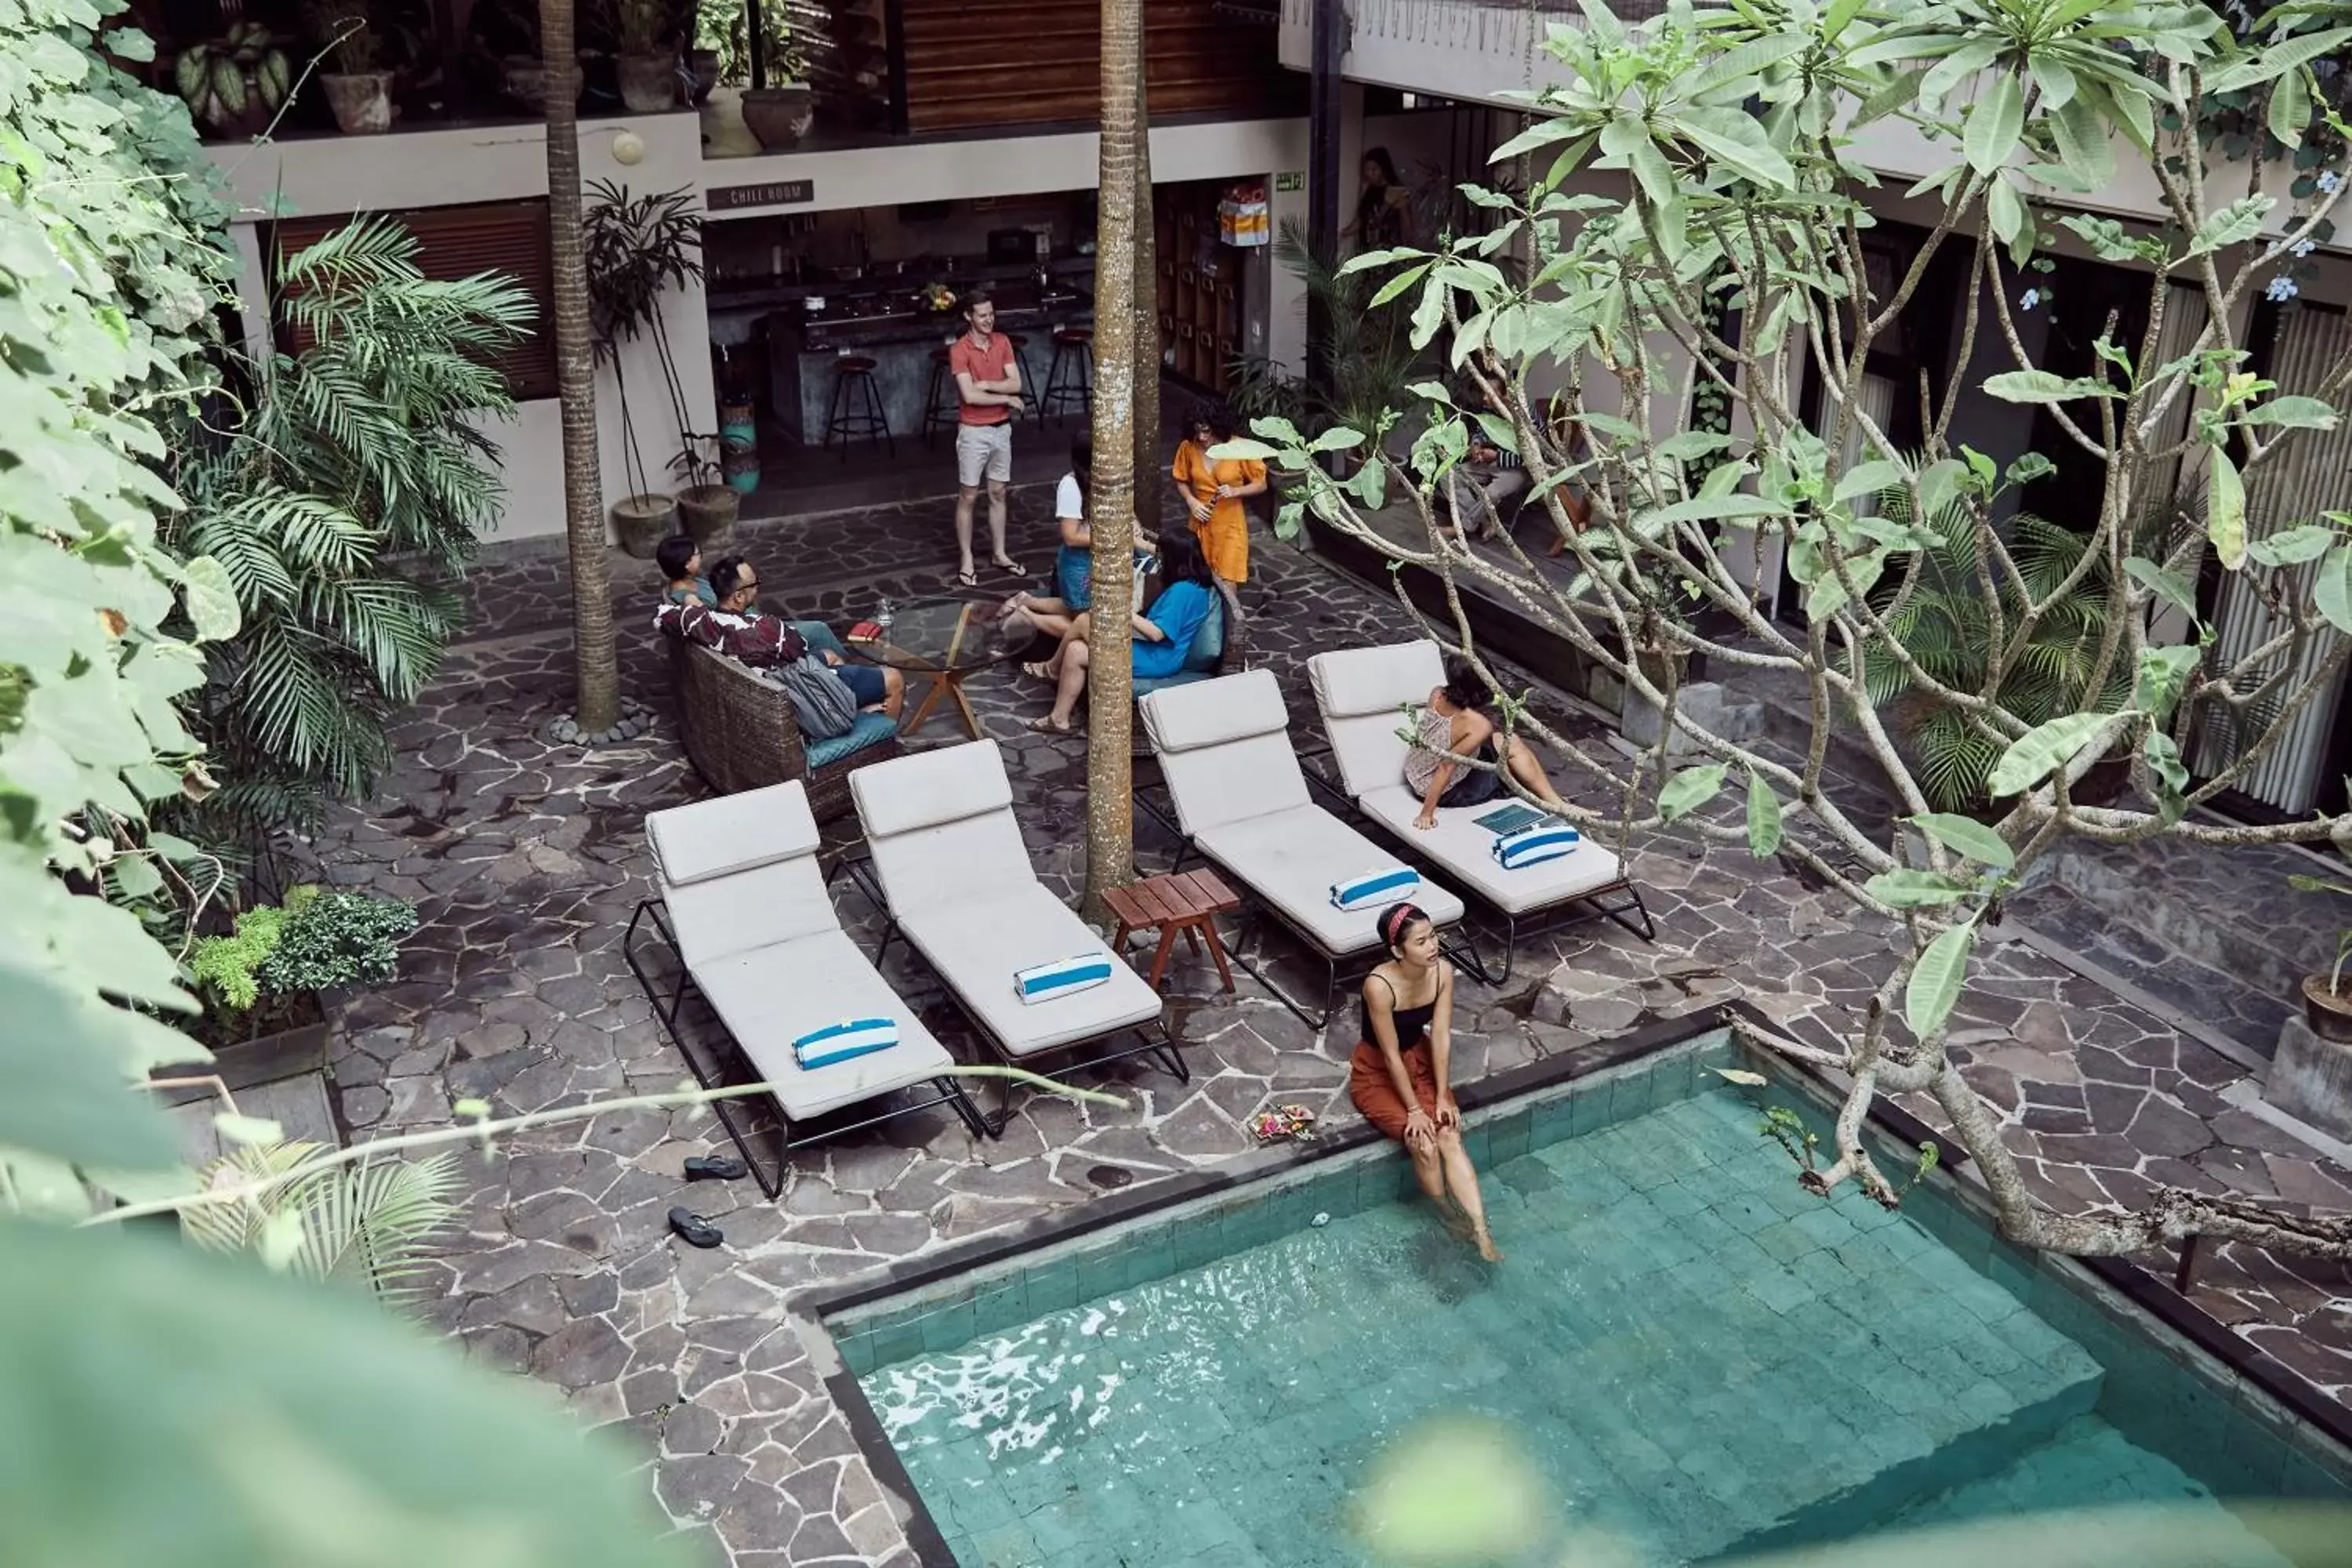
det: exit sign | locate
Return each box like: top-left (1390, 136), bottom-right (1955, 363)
top-left (707, 180), bottom-right (815, 212)
top-left (1275, 171), bottom-right (1305, 193)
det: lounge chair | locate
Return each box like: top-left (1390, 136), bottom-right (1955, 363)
top-left (1307, 640), bottom-right (1654, 982)
top-left (1137, 668), bottom-right (1469, 1029)
top-left (622, 780), bottom-right (987, 1197)
top-left (844, 740), bottom-right (1181, 1131)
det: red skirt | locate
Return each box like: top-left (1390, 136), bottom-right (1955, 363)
top-left (1348, 1038), bottom-right (1440, 1142)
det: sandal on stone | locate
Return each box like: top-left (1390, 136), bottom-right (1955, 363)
top-left (990, 557), bottom-right (1025, 577)
top-left (668, 1207), bottom-right (724, 1249)
top-left (1028, 715), bottom-right (1073, 735)
top-left (683, 1155), bottom-right (746, 1183)
top-left (1022, 660), bottom-right (1054, 681)
top-left (955, 568), bottom-right (978, 590)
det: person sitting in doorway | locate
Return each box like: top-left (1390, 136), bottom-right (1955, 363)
top-left (1024, 530), bottom-right (1219, 734)
top-left (1349, 901), bottom-right (1500, 1261)
top-left (1172, 397), bottom-right (1265, 589)
top-left (997, 431), bottom-right (1095, 645)
top-left (653, 554), bottom-right (903, 717)
top-left (1405, 656), bottom-right (1571, 829)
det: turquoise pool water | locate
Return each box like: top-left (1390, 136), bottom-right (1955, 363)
top-left (834, 1049), bottom-right (2347, 1567)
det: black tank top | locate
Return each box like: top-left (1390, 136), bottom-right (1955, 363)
top-left (1362, 971), bottom-right (1437, 1048)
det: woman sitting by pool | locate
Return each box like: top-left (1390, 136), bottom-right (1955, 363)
top-left (1025, 531), bottom-right (1219, 734)
top-left (1350, 902), bottom-right (1501, 1261)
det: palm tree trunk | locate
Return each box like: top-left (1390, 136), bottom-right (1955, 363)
top-left (541, 0), bottom-right (618, 735)
top-left (1083, 0), bottom-right (1142, 918)
top-left (1131, 56), bottom-right (1160, 539)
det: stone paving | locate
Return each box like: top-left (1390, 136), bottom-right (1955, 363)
top-left (311, 495), bottom-right (2352, 1564)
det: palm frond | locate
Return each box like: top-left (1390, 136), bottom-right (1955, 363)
top-left (180, 1141), bottom-right (460, 1301)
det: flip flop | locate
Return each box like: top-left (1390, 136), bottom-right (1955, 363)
top-left (683, 1155), bottom-right (746, 1182)
top-left (1028, 715), bottom-right (1073, 735)
top-left (1021, 660), bottom-right (1054, 681)
top-left (667, 1207), bottom-right (724, 1249)
top-left (990, 557), bottom-right (1026, 577)
top-left (955, 568), bottom-right (978, 589)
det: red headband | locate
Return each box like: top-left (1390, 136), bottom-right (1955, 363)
top-left (1383, 905), bottom-right (1419, 949)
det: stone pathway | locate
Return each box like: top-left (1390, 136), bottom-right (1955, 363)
top-left (313, 500), bottom-right (2352, 1564)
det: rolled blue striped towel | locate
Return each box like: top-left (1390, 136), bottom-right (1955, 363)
top-left (1330, 865), bottom-right (1419, 911)
top-left (1493, 821), bottom-right (1581, 870)
top-left (1014, 953), bottom-right (1116, 1004)
top-left (791, 1017), bottom-right (899, 1069)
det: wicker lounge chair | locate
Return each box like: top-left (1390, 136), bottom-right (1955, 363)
top-left (623, 780), bottom-right (988, 1196)
top-left (1307, 641), bottom-right (1654, 983)
top-left (666, 636), bottom-right (901, 821)
top-left (1138, 668), bottom-right (1469, 1029)
top-left (842, 740), bottom-right (1181, 1133)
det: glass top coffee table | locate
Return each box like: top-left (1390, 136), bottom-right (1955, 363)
top-left (841, 597), bottom-right (1024, 739)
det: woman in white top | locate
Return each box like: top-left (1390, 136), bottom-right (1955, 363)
top-left (1406, 656), bottom-right (1573, 830)
top-left (999, 433), bottom-right (1093, 654)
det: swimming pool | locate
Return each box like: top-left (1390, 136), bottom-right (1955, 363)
top-left (825, 1033), bottom-right (2352, 1566)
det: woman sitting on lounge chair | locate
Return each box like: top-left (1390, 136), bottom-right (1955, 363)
top-left (1350, 902), bottom-right (1501, 1261)
top-left (1025, 531), bottom-right (1218, 734)
top-left (1406, 656), bottom-right (1572, 829)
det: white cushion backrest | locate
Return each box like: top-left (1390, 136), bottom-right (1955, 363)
top-left (666, 852), bottom-right (840, 967)
top-left (646, 780), bottom-right (820, 886)
top-left (1308, 643), bottom-right (1446, 799)
top-left (1140, 670), bottom-right (1309, 836)
top-left (852, 739), bottom-right (1039, 916)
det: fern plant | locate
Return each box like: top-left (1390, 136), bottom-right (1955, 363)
top-left (180, 1141), bottom-right (462, 1301)
top-left (167, 217), bottom-right (532, 837)
top-left (1864, 492), bottom-right (2130, 812)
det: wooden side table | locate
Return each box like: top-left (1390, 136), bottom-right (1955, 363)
top-left (1104, 870), bottom-right (1243, 993)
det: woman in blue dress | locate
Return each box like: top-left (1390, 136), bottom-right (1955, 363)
top-left (1026, 531), bottom-right (1219, 734)
top-left (999, 434), bottom-right (1094, 653)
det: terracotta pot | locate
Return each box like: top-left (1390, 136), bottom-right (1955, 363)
top-left (739, 83), bottom-right (812, 148)
top-left (615, 51), bottom-right (677, 112)
top-left (612, 492), bottom-right (678, 557)
top-left (321, 69), bottom-right (394, 132)
top-left (2305, 973), bottom-right (2352, 1044)
top-left (675, 484), bottom-right (739, 546)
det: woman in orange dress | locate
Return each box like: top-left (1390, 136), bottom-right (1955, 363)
top-left (1348, 902), bottom-right (1501, 1261)
top-left (1171, 397), bottom-right (1266, 587)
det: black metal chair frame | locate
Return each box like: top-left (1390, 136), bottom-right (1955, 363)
top-left (822, 360), bottom-right (895, 462)
top-left (919, 350), bottom-right (958, 448)
top-left (832, 856), bottom-right (1188, 1136)
top-left (1039, 332), bottom-right (1093, 427)
top-left (622, 898), bottom-right (991, 1200)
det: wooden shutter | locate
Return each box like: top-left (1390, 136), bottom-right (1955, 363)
top-left (268, 199), bottom-right (557, 401)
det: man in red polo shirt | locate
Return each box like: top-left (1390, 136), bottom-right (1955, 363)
top-left (949, 292), bottom-right (1024, 587)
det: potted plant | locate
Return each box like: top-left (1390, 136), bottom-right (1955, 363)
top-left (173, 23), bottom-right (291, 138)
top-left (739, 81), bottom-right (813, 148)
top-left (612, 492), bottom-right (679, 557)
top-left (2289, 856), bottom-right (2352, 1043)
top-left (583, 181), bottom-right (708, 550)
top-left (612, 0), bottom-right (677, 111)
top-left (308, 0), bottom-right (395, 133)
top-left (671, 434), bottom-right (739, 543)
top-left (172, 886), bottom-right (418, 1088)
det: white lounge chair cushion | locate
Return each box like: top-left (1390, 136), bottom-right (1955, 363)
top-left (851, 738), bottom-right (1014, 840)
top-left (1140, 666), bottom-right (1290, 753)
top-left (1358, 785), bottom-right (1627, 916)
top-left (898, 885), bottom-right (1163, 1056)
top-left (1192, 803), bottom-right (1465, 957)
top-left (1308, 642), bottom-right (1446, 799)
top-left (691, 928), bottom-right (957, 1121)
top-left (648, 779), bottom-right (820, 886)
top-left (1140, 670), bottom-right (1312, 836)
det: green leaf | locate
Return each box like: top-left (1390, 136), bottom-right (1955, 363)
top-left (2242, 395), bottom-right (2339, 431)
top-left (1907, 813), bottom-right (2016, 870)
top-left (0, 1218), bottom-right (693, 1568)
top-left (2049, 95), bottom-right (2114, 187)
top-left (1987, 712), bottom-right (2116, 797)
top-left (2133, 644), bottom-right (2200, 722)
top-left (2203, 27), bottom-right (2352, 93)
top-left (1832, 458), bottom-right (1906, 502)
top-left (1983, 370), bottom-right (2114, 403)
top-left (1964, 73), bottom-right (2025, 176)
top-left (1864, 869), bottom-right (1975, 908)
top-left (2143, 731), bottom-right (2190, 826)
top-left (109, 854), bottom-right (165, 902)
top-left (180, 554), bottom-right (242, 642)
top-left (1636, 493), bottom-right (1788, 528)
top-left (1657, 430), bottom-right (1734, 463)
top-left (1988, 176), bottom-right (2028, 248)
top-left (2123, 556), bottom-right (2198, 616)
top-left (2245, 523), bottom-right (2339, 566)
top-left (1905, 922), bottom-right (1976, 1040)
top-left (1367, 261), bottom-right (1432, 310)
top-left (1744, 768), bottom-right (1784, 858)
top-left (1657, 764), bottom-right (1729, 824)
top-left (2208, 447), bottom-right (2248, 570)
top-left (2269, 65), bottom-right (2310, 149)
top-left (1675, 106), bottom-right (1795, 189)
top-left (2189, 196), bottom-right (2274, 258)
top-left (2317, 544), bottom-right (2352, 636)
top-left (0, 961), bottom-right (182, 1171)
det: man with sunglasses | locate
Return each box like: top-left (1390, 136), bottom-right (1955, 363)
top-left (653, 554), bottom-right (902, 717)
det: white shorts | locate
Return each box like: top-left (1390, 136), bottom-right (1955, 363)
top-left (956, 421), bottom-right (1013, 488)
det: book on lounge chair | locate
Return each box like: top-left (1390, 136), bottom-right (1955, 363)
top-left (1473, 803), bottom-right (1566, 837)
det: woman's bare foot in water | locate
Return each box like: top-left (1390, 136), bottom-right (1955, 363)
top-left (1472, 1225), bottom-right (1504, 1263)
top-left (1435, 1201), bottom-right (1475, 1245)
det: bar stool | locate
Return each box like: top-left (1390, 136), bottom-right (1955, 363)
top-left (1007, 332), bottom-right (1040, 416)
top-left (822, 355), bottom-right (893, 462)
top-left (920, 347), bottom-right (958, 448)
top-left (1040, 327), bottom-right (1094, 426)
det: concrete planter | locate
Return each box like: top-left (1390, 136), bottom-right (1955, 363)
top-left (320, 70), bottom-right (393, 133)
top-left (615, 52), bottom-right (677, 112)
top-left (676, 484), bottom-right (738, 546)
top-left (612, 493), bottom-right (678, 558)
top-left (2303, 973), bottom-right (2352, 1044)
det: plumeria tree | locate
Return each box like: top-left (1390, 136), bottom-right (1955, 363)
top-left (1241, 0), bottom-right (2352, 1260)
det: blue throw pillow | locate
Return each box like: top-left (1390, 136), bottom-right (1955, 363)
top-left (1330, 866), bottom-right (1419, 911)
top-left (1014, 953), bottom-right (1116, 1004)
top-left (1493, 822), bottom-right (1582, 870)
top-left (791, 1017), bottom-right (899, 1069)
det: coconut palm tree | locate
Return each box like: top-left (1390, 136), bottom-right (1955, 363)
top-left (1083, 0), bottom-right (1144, 916)
top-left (1131, 62), bottom-right (1160, 536)
top-left (541, 0), bottom-right (619, 735)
